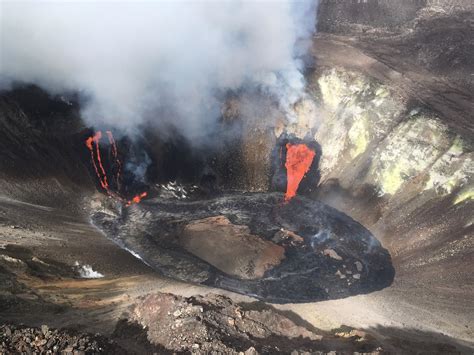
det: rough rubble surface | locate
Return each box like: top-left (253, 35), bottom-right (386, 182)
top-left (92, 192), bottom-right (394, 303)
top-left (0, 324), bottom-right (124, 354)
top-left (117, 292), bottom-right (380, 354)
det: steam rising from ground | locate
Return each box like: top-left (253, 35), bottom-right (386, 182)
top-left (1, 0), bottom-right (316, 140)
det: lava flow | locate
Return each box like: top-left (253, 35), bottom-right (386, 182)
top-left (285, 143), bottom-right (316, 201)
top-left (85, 131), bottom-right (109, 190)
top-left (105, 130), bottom-right (122, 190)
top-left (85, 131), bottom-right (147, 206)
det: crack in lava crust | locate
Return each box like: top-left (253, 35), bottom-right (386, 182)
top-left (91, 192), bottom-right (394, 303)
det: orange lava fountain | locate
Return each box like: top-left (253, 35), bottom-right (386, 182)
top-left (284, 143), bottom-right (316, 202)
top-left (85, 130), bottom-right (147, 206)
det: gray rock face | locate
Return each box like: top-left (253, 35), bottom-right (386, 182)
top-left (318, 0), bottom-right (425, 33)
top-left (317, 1), bottom-right (474, 35)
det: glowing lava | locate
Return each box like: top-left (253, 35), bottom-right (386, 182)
top-left (105, 130), bottom-right (122, 189)
top-left (284, 143), bottom-right (316, 202)
top-left (126, 192), bottom-right (148, 206)
top-left (85, 131), bottom-right (109, 190)
top-left (85, 130), bottom-right (147, 206)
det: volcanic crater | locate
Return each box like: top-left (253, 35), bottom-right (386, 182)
top-left (1, 2), bottom-right (473, 354)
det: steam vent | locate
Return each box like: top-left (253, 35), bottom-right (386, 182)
top-left (0, 1), bottom-right (473, 354)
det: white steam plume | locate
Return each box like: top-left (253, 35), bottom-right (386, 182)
top-left (0, 0), bottom-right (317, 139)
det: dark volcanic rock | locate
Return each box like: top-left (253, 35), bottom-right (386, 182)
top-left (92, 192), bottom-right (394, 303)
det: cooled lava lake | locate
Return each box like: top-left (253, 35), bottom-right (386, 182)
top-left (92, 192), bottom-right (394, 303)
